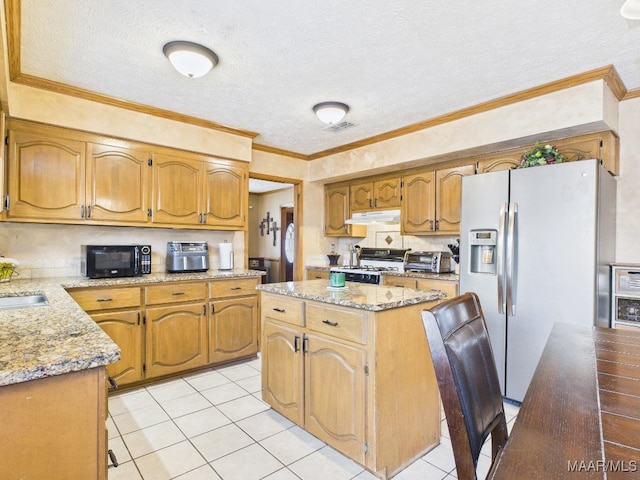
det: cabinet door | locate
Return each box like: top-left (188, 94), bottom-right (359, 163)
top-left (401, 170), bottom-right (435, 234)
top-left (307, 268), bottom-right (330, 280)
top-left (382, 275), bottom-right (417, 289)
top-left (349, 181), bottom-right (374, 211)
top-left (7, 130), bottom-right (86, 221)
top-left (87, 143), bottom-right (150, 223)
top-left (145, 303), bottom-right (207, 378)
top-left (435, 164), bottom-right (474, 234)
top-left (374, 177), bottom-right (401, 209)
top-left (304, 334), bottom-right (366, 464)
top-left (415, 278), bottom-right (459, 300)
top-left (261, 320), bottom-right (304, 425)
top-left (477, 153), bottom-right (521, 173)
top-left (324, 184), bottom-right (366, 237)
top-left (209, 296), bottom-right (258, 363)
top-left (151, 153), bottom-right (202, 225)
top-left (92, 310), bottom-right (144, 387)
top-left (202, 160), bottom-right (246, 228)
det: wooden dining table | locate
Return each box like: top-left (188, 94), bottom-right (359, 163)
top-left (488, 323), bottom-right (640, 479)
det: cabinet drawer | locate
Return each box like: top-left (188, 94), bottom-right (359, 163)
top-left (306, 303), bottom-right (367, 345)
top-left (261, 294), bottom-right (304, 326)
top-left (383, 276), bottom-right (418, 289)
top-left (209, 277), bottom-right (259, 298)
top-left (69, 287), bottom-right (141, 311)
top-left (145, 282), bottom-right (207, 305)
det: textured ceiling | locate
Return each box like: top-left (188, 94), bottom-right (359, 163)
top-left (16, 1), bottom-right (640, 157)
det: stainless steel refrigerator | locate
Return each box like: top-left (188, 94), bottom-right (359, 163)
top-left (459, 159), bottom-right (616, 402)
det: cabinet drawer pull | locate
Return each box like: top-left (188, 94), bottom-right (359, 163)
top-left (230, 287), bottom-right (242, 290)
top-left (294, 335), bottom-right (301, 352)
top-left (96, 298), bottom-right (113, 302)
top-left (322, 319), bottom-right (339, 327)
top-left (172, 292), bottom-right (185, 296)
top-left (273, 307), bottom-right (286, 312)
top-left (108, 449), bottom-right (119, 468)
top-left (107, 376), bottom-right (119, 391)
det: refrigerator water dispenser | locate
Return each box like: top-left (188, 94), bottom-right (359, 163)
top-left (469, 230), bottom-right (497, 274)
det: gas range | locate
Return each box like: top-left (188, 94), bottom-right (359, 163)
top-left (331, 248), bottom-right (409, 284)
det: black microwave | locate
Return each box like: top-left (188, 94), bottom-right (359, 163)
top-left (81, 245), bottom-right (151, 279)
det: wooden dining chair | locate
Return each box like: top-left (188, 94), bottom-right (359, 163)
top-left (421, 292), bottom-right (508, 480)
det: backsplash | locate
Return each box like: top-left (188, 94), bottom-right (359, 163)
top-left (308, 223), bottom-right (459, 266)
top-left (0, 223), bottom-right (244, 279)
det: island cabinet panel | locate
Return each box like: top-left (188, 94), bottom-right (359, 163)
top-left (260, 291), bottom-right (440, 479)
top-left (262, 319), bottom-right (305, 425)
top-left (145, 302), bottom-right (208, 378)
top-left (304, 333), bottom-right (367, 464)
top-left (0, 367), bottom-right (107, 480)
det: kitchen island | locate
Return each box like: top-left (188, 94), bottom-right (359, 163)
top-left (257, 279), bottom-right (446, 480)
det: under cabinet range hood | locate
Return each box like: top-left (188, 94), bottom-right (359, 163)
top-left (345, 209), bottom-right (401, 224)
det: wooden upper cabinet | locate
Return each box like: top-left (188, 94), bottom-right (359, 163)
top-left (7, 129), bottom-right (86, 221)
top-left (87, 143), bottom-right (151, 223)
top-left (401, 163), bottom-right (474, 235)
top-left (401, 170), bottom-right (435, 234)
top-left (203, 159), bottom-right (247, 228)
top-left (324, 184), bottom-right (366, 237)
top-left (350, 177), bottom-right (400, 211)
top-left (151, 152), bottom-right (203, 225)
top-left (435, 164), bottom-right (475, 234)
top-left (476, 131), bottom-right (619, 175)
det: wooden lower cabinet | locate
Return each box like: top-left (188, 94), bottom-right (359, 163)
top-left (0, 367), bottom-right (107, 480)
top-left (260, 292), bottom-right (440, 479)
top-left (382, 276), bottom-right (459, 303)
top-left (92, 310), bottom-right (144, 386)
top-left (209, 296), bottom-right (258, 363)
top-left (306, 267), bottom-right (330, 280)
top-left (145, 302), bottom-right (208, 378)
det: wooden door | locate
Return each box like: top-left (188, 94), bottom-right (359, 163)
top-left (202, 159), bottom-right (246, 228)
top-left (401, 170), bottom-right (435, 234)
top-left (304, 333), bottom-right (366, 464)
top-left (87, 143), bottom-right (150, 223)
top-left (373, 177), bottom-right (401, 209)
top-left (349, 181), bottom-right (374, 211)
top-left (209, 296), bottom-right (258, 363)
top-left (261, 320), bottom-right (304, 425)
top-left (92, 310), bottom-right (144, 386)
top-left (145, 303), bottom-right (207, 378)
top-left (151, 153), bottom-right (202, 225)
top-left (280, 207), bottom-right (294, 282)
top-left (435, 164), bottom-right (474, 234)
top-left (7, 130), bottom-right (86, 221)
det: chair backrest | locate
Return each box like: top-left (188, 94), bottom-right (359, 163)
top-left (421, 292), bottom-right (508, 480)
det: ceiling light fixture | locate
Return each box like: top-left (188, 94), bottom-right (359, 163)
top-left (621, 0), bottom-right (640, 19)
top-left (163, 41), bottom-right (219, 78)
top-left (313, 102), bottom-right (349, 125)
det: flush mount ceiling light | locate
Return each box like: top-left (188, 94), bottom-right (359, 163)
top-left (621, 0), bottom-right (640, 19)
top-left (163, 41), bottom-right (219, 78)
top-left (313, 102), bottom-right (350, 125)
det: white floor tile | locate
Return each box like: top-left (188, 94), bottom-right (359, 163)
top-left (107, 415), bottom-right (119, 439)
top-left (123, 420), bottom-right (186, 458)
top-left (191, 423), bottom-right (255, 462)
top-left (135, 440), bottom-right (208, 480)
top-left (393, 458), bottom-right (450, 480)
top-left (216, 393), bottom-right (271, 422)
top-left (147, 378), bottom-right (198, 402)
top-left (235, 374), bottom-right (262, 393)
top-left (210, 443), bottom-right (283, 480)
top-left (217, 363), bottom-right (262, 382)
top-left (174, 464), bottom-right (222, 480)
top-left (108, 460), bottom-right (143, 480)
top-left (173, 406), bottom-right (232, 438)
top-left (108, 435), bottom-right (132, 465)
top-left (109, 389), bottom-right (157, 416)
top-left (422, 436), bottom-right (456, 473)
top-left (157, 392), bottom-right (213, 418)
top-left (112, 402), bottom-right (171, 435)
top-left (200, 382), bottom-right (250, 405)
top-left (288, 445), bottom-right (364, 480)
top-left (235, 409), bottom-right (294, 442)
top-left (262, 468), bottom-right (301, 480)
top-left (184, 370), bottom-right (232, 391)
top-left (260, 425), bottom-right (325, 465)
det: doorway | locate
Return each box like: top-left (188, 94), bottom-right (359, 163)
top-left (280, 207), bottom-right (294, 282)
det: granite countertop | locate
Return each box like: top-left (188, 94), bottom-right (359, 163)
top-left (0, 270), bottom-right (264, 387)
top-left (257, 279), bottom-right (446, 311)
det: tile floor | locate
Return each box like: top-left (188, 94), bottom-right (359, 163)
top-left (107, 357), bottom-right (520, 480)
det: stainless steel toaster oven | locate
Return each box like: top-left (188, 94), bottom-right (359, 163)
top-left (404, 251), bottom-right (454, 273)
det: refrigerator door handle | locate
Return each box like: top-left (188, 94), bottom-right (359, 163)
top-left (506, 202), bottom-right (517, 315)
top-left (497, 202), bottom-right (508, 314)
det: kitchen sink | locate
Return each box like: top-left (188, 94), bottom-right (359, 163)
top-left (0, 294), bottom-right (49, 310)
